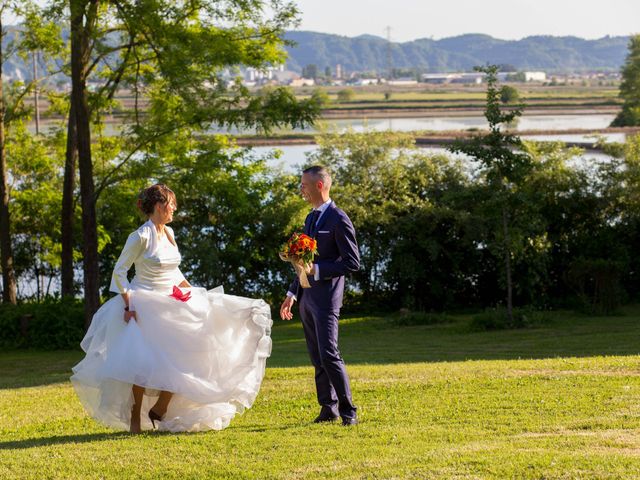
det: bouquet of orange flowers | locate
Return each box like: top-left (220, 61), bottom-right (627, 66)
top-left (279, 232), bottom-right (318, 288)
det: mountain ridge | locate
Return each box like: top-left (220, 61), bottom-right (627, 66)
top-left (283, 31), bottom-right (630, 74)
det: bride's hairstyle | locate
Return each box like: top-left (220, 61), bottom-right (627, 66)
top-left (137, 184), bottom-right (176, 216)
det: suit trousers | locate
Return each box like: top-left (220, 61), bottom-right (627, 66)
top-left (299, 297), bottom-right (356, 419)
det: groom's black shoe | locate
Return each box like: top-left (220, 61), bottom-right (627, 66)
top-left (313, 408), bottom-right (340, 423)
top-left (341, 416), bottom-right (358, 426)
top-left (313, 413), bottom-right (339, 423)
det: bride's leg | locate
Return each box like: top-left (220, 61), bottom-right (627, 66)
top-left (130, 384), bottom-right (144, 433)
top-left (151, 390), bottom-right (174, 417)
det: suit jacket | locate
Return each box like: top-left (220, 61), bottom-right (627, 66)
top-left (288, 202), bottom-right (360, 309)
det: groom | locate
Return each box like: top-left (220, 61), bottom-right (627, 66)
top-left (280, 165), bottom-right (360, 426)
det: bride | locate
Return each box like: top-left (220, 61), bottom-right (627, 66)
top-left (71, 184), bottom-right (272, 433)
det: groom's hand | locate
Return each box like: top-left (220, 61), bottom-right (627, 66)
top-left (280, 296), bottom-right (294, 321)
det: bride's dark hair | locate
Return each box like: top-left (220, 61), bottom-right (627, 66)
top-left (137, 184), bottom-right (176, 216)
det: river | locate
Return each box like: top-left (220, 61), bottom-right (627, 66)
top-left (212, 113), bottom-right (618, 135)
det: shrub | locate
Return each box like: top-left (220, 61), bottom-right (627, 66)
top-left (0, 298), bottom-right (85, 349)
top-left (500, 85), bottom-right (520, 103)
top-left (337, 88), bottom-right (355, 103)
top-left (567, 258), bottom-right (625, 315)
top-left (311, 88), bottom-right (330, 107)
top-left (469, 306), bottom-right (551, 331)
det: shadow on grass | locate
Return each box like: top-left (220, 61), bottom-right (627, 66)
top-left (0, 431), bottom-right (134, 450)
top-left (3, 308), bottom-right (640, 388)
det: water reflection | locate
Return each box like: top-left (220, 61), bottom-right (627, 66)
top-left (252, 143), bottom-right (617, 174)
top-left (213, 113), bottom-right (618, 135)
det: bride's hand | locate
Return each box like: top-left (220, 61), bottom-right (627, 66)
top-left (124, 310), bottom-right (138, 323)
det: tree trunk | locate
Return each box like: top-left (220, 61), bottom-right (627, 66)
top-left (0, 15), bottom-right (17, 305)
top-left (501, 205), bottom-right (513, 323)
top-left (61, 99), bottom-right (78, 297)
top-left (71, 0), bottom-right (100, 327)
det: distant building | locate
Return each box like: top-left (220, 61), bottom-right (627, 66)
top-left (388, 78), bottom-right (418, 86)
top-left (242, 65), bottom-right (285, 85)
top-left (421, 73), bottom-right (483, 84)
top-left (289, 78), bottom-right (316, 87)
top-left (272, 69), bottom-right (299, 84)
top-left (353, 78), bottom-right (380, 86)
top-left (419, 71), bottom-right (548, 85)
top-left (336, 64), bottom-right (343, 79)
top-left (524, 71), bottom-right (547, 82)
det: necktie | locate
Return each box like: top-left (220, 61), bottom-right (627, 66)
top-left (309, 210), bottom-right (321, 235)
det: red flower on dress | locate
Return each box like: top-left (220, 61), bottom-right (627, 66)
top-left (170, 285), bottom-right (192, 302)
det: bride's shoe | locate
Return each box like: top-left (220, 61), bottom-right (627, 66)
top-left (148, 408), bottom-right (163, 429)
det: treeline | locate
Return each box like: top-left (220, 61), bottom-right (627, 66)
top-left (3, 124), bottom-right (640, 314)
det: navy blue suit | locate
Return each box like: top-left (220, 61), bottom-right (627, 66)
top-left (288, 201), bottom-right (360, 419)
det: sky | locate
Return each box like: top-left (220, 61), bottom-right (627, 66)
top-left (293, 0), bottom-right (640, 42)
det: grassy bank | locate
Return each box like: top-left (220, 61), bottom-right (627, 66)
top-left (2, 308), bottom-right (640, 479)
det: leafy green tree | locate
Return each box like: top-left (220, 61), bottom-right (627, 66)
top-left (6, 121), bottom-right (67, 299)
top-left (337, 88), bottom-right (355, 103)
top-left (449, 65), bottom-right (533, 323)
top-left (311, 87), bottom-right (330, 108)
top-left (612, 34), bottom-right (640, 127)
top-left (0, 1), bottom-right (62, 304)
top-left (383, 153), bottom-right (477, 309)
top-left (306, 130), bottom-right (431, 300)
top-left (506, 72), bottom-right (527, 82)
top-left (500, 85), bottom-right (520, 104)
top-left (302, 64), bottom-right (318, 79)
top-left (44, 0), bottom-right (319, 325)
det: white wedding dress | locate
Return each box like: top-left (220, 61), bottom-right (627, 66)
top-left (71, 220), bottom-right (272, 432)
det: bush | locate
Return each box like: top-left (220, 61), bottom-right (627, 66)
top-left (567, 258), bottom-right (625, 315)
top-left (0, 298), bottom-right (85, 349)
top-left (337, 88), bottom-right (355, 103)
top-left (500, 85), bottom-right (520, 104)
top-left (311, 88), bottom-right (330, 107)
top-left (469, 306), bottom-right (551, 331)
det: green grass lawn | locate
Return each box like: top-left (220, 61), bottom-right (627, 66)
top-left (2, 307), bottom-right (640, 479)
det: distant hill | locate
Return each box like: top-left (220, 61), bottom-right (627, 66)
top-left (284, 31), bottom-right (630, 74)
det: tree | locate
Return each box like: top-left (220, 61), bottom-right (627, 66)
top-left (302, 63), bottom-right (318, 79)
top-left (0, 1), bottom-right (62, 304)
top-left (500, 85), bottom-right (520, 104)
top-left (506, 72), bottom-right (527, 83)
top-left (337, 88), bottom-right (355, 103)
top-left (7, 121), bottom-right (66, 299)
top-left (310, 87), bottom-right (329, 107)
top-left (611, 34), bottom-right (640, 127)
top-left (0, 4), bottom-right (16, 304)
top-left (449, 65), bottom-right (533, 323)
top-left (306, 130), bottom-right (428, 299)
top-left (46, 0), bottom-right (319, 326)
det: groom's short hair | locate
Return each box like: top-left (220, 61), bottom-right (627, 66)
top-left (303, 165), bottom-right (332, 190)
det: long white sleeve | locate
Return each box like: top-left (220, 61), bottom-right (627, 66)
top-left (110, 231), bottom-right (145, 294)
